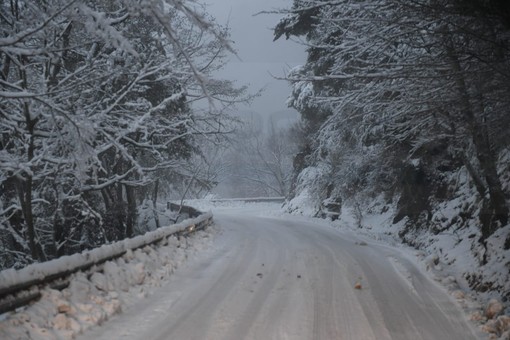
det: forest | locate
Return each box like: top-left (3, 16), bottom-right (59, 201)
top-left (0, 2), bottom-right (509, 338)
top-left (273, 0), bottom-right (510, 297)
top-left (1, 0), bottom-right (510, 288)
top-left (275, 0), bottom-right (510, 241)
top-left (0, 0), bottom-right (249, 269)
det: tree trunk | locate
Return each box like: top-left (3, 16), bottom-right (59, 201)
top-left (18, 56), bottom-right (45, 262)
top-left (473, 123), bottom-right (509, 236)
top-left (461, 153), bottom-right (487, 198)
top-left (1, 54), bottom-right (10, 80)
top-left (152, 179), bottom-right (161, 230)
top-left (125, 184), bottom-right (136, 238)
top-left (16, 178), bottom-right (36, 260)
top-left (101, 189), bottom-right (112, 210)
top-left (446, 43), bottom-right (508, 236)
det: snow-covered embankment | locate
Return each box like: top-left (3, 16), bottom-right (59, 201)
top-left (0, 214), bottom-right (215, 339)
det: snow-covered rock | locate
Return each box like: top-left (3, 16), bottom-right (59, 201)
top-left (482, 315), bottom-right (510, 337)
top-left (486, 299), bottom-right (505, 320)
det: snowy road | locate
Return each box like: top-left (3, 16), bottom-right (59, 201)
top-left (80, 210), bottom-right (479, 340)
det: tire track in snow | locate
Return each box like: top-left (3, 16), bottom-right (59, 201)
top-left (78, 213), bottom-right (480, 340)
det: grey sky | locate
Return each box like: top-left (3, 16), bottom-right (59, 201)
top-left (204, 0), bottom-right (306, 122)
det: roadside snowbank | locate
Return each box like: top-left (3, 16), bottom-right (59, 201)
top-left (284, 189), bottom-right (509, 339)
top-left (0, 213), bottom-right (212, 294)
top-left (0, 226), bottom-right (216, 340)
top-left (334, 200), bottom-right (510, 339)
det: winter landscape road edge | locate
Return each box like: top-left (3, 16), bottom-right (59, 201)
top-left (0, 207), bottom-right (212, 315)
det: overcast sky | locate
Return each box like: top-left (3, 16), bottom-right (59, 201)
top-left (203, 0), bottom-right (306, 126)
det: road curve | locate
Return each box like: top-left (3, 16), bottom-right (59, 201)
top-left (80, 211), bottom-right (480, 340)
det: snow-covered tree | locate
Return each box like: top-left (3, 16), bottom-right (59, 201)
top-left (275, 0), bottom-right (510, 236)
top-left (0, 0), bottom-right (246, 268)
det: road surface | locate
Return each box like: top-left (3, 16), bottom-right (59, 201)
top-left (80, 210), bottom-right (480, 340)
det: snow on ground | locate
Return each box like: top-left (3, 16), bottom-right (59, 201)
top-left (333, 204), bottom-right (510, 339)
top-left (196, 195), bottom-right (509, 329)
top-left (194, 195), bottom-right (509, 333)
top-left (1, 198), bottom-right (508, 339)
top-left (0, 213), bottom-right (212, 294)
top-left (284, 188), bottom-right (510, 339)
top-left (75, 207), bottom-right (481, 339)
top-left (0, 226), bottom-right (217, 340)
top-left (181, 198), bottom-right (285, 217)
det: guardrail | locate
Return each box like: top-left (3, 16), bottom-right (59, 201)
top-left (167, 202), bottom-right (202, 218)
top-left (0, 208), bottom-right (212, 315)
top-left (210, 197), bottom-right (286, 203)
